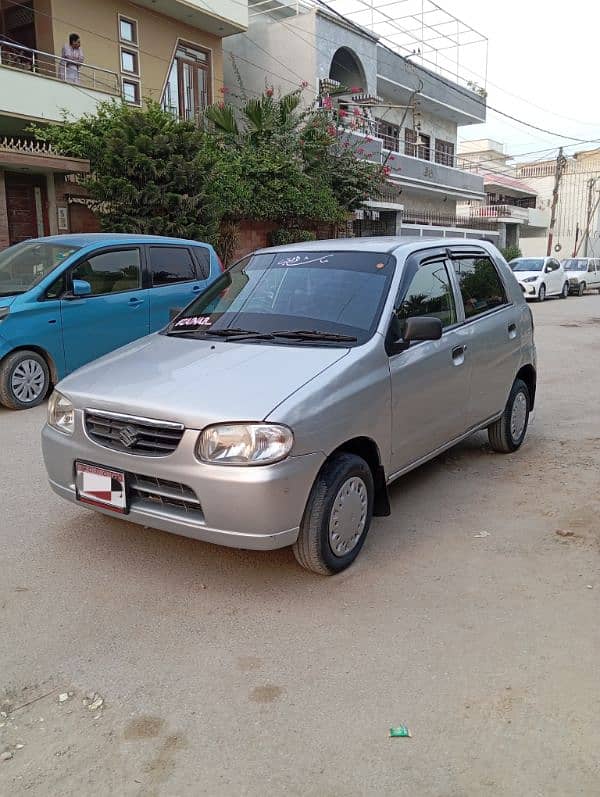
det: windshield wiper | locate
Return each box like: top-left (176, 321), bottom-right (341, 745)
top-left (271, 329), bottom-right (357, 342)
top-left (206, 327), bottom-right (275, 340)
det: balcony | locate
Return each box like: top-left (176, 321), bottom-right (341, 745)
top-left (402, 208), bottom-right (496, 231)
top-left (336, 124), bottom-right (484, 200)
top-left (469, 205), bottom-right (549, 228)
top-left (0, 42), bottom-right (119, 126)
top-left (134, 0), bottom-right (248, 35)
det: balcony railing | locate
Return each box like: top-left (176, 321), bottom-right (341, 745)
top-left (402, 208), bottom-right (496, 230)
top-left (470, 205), bottom-right (530, 221)
top-left (0, 40), bottom-right (119, 95)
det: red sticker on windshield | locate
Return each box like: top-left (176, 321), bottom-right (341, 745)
top-left (175, 316), bottom-right (212, 327)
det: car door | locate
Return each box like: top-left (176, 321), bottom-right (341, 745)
top-left (146, 245), bottom-right (209, 330)
top-left (551, 258), bottom-right (564, 293)
top-left (60, 247), bottom-right (149, 373)
top-left (449, 248), bottom-right (521, 428)
top-left (389, 251), bottom-right (471, 473)
top-left (588, 259), bottom-right (598, 288)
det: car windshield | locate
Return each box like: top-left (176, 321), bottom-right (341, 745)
top-left (0, 241), bottom-right (79, 296)
top-left (510, 258), bottom-right (544, 272)
top-left (562, 259), bottom-right (587, 271)
top-left (166, 250), bottom-right (395, 346)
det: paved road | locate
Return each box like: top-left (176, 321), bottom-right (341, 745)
top-left (1, 295), bottom-right (599, 796)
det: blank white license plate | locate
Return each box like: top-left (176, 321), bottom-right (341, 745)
top-left (76, 461), bottom-right (127, 513)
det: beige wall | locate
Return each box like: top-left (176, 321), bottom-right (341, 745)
top-left (49, 0), bottom-right (224, 104)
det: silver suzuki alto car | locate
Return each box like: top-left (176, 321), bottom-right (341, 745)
top-left (42, 238), bottom-right (536, 575)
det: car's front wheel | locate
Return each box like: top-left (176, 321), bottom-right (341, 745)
top-left (488, 378), bottom-right (531, 453)
top-left (560, 282), bottom-right (569, 299)
top-left (293, 453), bottom-right (374, 575)
top-left (537, 284), bottom-right (546, 302)
top-left (0, 350), bottom-right (50, 410)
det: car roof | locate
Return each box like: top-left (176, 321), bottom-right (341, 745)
top-left (23, 233), bottom-right (211, 248)
top-left (257, 236), bottom-right (497, 256)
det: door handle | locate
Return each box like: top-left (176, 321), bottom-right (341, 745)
top-left (128, 297), bottom-right (144, 306)
top-left (452, 344), bottom-right (466, 365)
top-left (192, 284), bottom-right (203, 293)
top-left (508, 323), bottom-right (518, 339)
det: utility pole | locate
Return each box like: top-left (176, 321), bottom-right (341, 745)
top-left (546, 147), bottom-right (566, 256)
top-left (583, 177), bottom-right (596, 257)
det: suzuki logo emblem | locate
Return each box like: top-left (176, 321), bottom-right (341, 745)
top-left (119, 425), bottom-right (138, 448)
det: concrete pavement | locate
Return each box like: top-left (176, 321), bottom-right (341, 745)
top-left (1, 294), bottom-right (599, 796)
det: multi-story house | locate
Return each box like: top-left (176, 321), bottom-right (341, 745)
top-left (225, 0), bottom-right (498, 244)
top-left (0, 0), bottom-right (248, 249)
top-left (516, 149), bottom-right (600, 258)
top-left (457, 139), bottom-right (549, 252)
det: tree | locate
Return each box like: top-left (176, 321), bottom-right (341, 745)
top-left (32, 101), bottom-right (231, 241)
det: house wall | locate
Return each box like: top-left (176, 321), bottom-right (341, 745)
top-left (223, 10), bottom-right (317, 100)
top-left (315, 12), bottom-right (378, 96)
top-left (50, 0), bottom-right (224, 104)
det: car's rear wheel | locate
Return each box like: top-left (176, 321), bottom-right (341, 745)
top-left (293, 453), bottom-right (374, 575)
top-left (578, 282), bottom-right (586, 296)
top-left (0, 350), bottom-right (50, 410)
top-left (538, 284), bottom-right (546, 302)
top-left (560, 282), bottom-right (569, 299)
top-left (488, 378), bottom-right (531, 453)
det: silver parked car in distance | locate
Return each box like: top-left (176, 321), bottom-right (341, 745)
top-left (42, 238), bottom-right (537, 575)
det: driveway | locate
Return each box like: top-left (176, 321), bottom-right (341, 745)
top-left (1, 295), bottom-right (599, 796)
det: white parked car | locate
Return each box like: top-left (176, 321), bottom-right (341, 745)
top-left (509, 257), bottom-right (569, 301)
top-left (561, 257), bottom-right (600, 295)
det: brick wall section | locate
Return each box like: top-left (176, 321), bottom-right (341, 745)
top-left (0, 171), bottom-right (10, 250)
top-left (232, 220), bottom-right (278, 261)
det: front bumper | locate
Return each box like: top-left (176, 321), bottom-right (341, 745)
top-left (42, 411), bottom-right (325, 550)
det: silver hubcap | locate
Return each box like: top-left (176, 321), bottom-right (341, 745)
top-left (510, 391), bottom-right (527, 441)
top-left (539, 286), bottom-right (545, 300)
top-left (11, 359), bottom-right (46, 403)
top-left (328, 476), bottom-right (368, 557)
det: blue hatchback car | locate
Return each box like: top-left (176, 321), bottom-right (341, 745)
top-left (0, 234), bottom-right (221, 409)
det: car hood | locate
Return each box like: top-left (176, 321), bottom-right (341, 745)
top-left (57, 332), bottom-right (350, 428)
top-left (513, 271), bottom-right (542, 281)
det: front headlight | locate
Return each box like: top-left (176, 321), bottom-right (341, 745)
top-left (48, 391), bottom-right (74, 435)
top-left (522, 276), bottom-right (538, 283)
top-left (197, 423), bottom-right (294, 466)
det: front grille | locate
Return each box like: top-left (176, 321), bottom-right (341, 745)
top-left (85, 410), bottom-right (184, 456)
top-left (129, 474), bottom-right (203, 520)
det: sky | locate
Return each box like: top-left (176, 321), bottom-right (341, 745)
top-left (331, 0), bottom-right (599, 163)
top-left (432, 0), bottom-right (599, 161)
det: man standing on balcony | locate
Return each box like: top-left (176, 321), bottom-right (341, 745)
top-left (60, 33), bottom-right (84, 84)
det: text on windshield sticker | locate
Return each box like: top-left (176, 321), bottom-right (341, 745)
top-left (175, 315), bottom-right (212, 327)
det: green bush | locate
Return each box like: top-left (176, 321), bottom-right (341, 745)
top-left (270, 228), bottom-right (317, 246)
top-left (501, 245), bottom-right (522, 262)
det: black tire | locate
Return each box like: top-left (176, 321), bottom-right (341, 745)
top-left (488, 378), bottom-right (530, 453)
top-left (293, 453), bottom-right (374, 575)
top-left (560, 282), bottom-right (569, 299)
top-left (578, 282), bottom-right (586, 296)
top-left (0, 350), bottom-right (50, 410)
top-left (537, 284), bottom-right (546, 302)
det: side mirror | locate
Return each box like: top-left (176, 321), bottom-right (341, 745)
top-left (386, 315), bottom-right (443, 355)
top-left (69, 278), bottom-right (92, 297)
top-left (544, 265), bottom-right (552, 273)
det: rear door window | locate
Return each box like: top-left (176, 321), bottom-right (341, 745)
top-left (149, 247), bottom-right (197, 286)
top-left (451, 256), bottom-right (508, 319)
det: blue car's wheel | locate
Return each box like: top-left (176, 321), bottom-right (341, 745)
top-left (0, 350), bottom-right (50, 410)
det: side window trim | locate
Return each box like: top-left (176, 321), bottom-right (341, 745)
top-left (148, 245), bottom-right (198, 287)
top-left (67, 246), bottom-right (142, 298)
